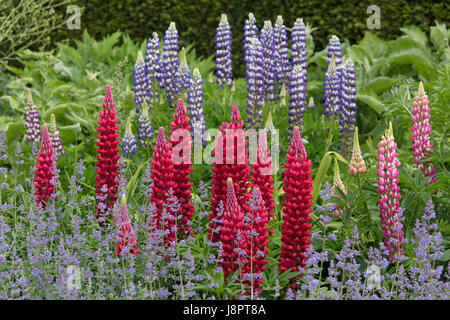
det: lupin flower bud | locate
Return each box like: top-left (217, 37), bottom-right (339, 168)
top-left (122, 118), bottom-right (138, 158)
top-left (243, 13), bottom-right (258, 62)
top-left (272, 15), bottom-right (289, 89)
top-left (327, 35), bottom-right (343, 67)
top-left (260, 20), bottom-right (276, 101)
top-left (331, 158), bottom-right (347, 217)
top-left (159, 22), bottom-right (181, 105)
top-left (348, 127), bottom-right (366, 174)
top-left (178, 47), bottom-right (191, 90)
top-left (34, 124), bottom-right (57, 207)
top-left (279, 83), bottom-right (287, 108)
top-left (280, 126), bottom-right (313, 288)
top-left (376, 122), bottom-right (404, 262)
top-left (24, 89), bottom-right (41, 143)
top-left (220, 178), bottom-right (246, 280)
top-left (323, 55), bottom-right (341, 117)
top-left (144, 32), bottom-right (161, 108)
top-left (137, 103), bottom-right (154, 146)
top-left (338, 58), bottom-right (358, 158)
top-left (49, 113), bottom-right (64, 159)
top-left (245, 37), bottom-right (265, 129)
top-left (116, 195), bottom-right (140, 257)
top-left (215, 14), bottom-right (234, 88)
top-left (95, 85), bottom-right (121, 222)
top-left (308, 97), bottom-right (315, 108)
top-left (133, 51), bottom-right (146, 113)
top-left (288, 64), bottom-right (308, 133)
top-left (187, 68), bottom-right (207, 145)
top-left (411, 82), bottom-right (435, 184)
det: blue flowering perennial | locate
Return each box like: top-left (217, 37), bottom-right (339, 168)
top-left (243, 13), bottom-right (258, 62)
top-left (323, 56), bottom-right (341, 117)
top-left (144, 32), bottom-right (161, 109)
top-left (133, 51), bottom-right (146, 113)
top-left (327, 35), bottom-right (343, 67)
top-left (187, 68), bottom-right (206, 145)
top-left (122, 118), bottom-right (138, 158)
top-left (260, 20), bottom-right (276, 101)
top-left (178, 47), bottom-right (191, 91)
top-left (272, 16), bottom-right (289, 91)
top-left (288, 64), bottom-right (308, 132)
top-left (137, 103), bottom-right (154, 146)
top-left (338, 58), bottom-right (358, 158)
top-left (245, 37), bottom-right (265, 129)
top-left (290, 18), bottom-right (307, 67)
top-left (159, 22), bottom-right (181, 106)
top-left (215, 14), bottom-right (233, 88)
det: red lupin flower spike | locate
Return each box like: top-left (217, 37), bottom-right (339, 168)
top-left (34, 123), bottom-right (57, 207)
top-left (95, 84), bottom-right (121, 223)
top-left (115, 195), bottom-right (140, 257)
top-left (168, 98), bottom-right (194, 239)
top-left (209, 105), bottom-right (250, 242)
top-left (279, 126), bottom-right (313, 288)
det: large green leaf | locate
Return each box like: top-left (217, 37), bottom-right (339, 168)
top-left (356, 92), bottom-right (384, 115)
top-left (365, 76), bottom-right (400, 94)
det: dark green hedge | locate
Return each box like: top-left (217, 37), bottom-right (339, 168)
top-left (56, 0), bottom-right (448, 77)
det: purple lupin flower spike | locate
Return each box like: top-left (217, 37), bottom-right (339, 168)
top-left (49, 113), bottom-right (64, 159)
top-left (291, 18), bottom-right (308, 68)
top-left (159, 22), bottom-right (181, 106)
top-left (144, 32), bottom-right (161, 109)
top-left (133, 51), bottom-right (146, 113)
top-left (288, 64), bottom-right (308, 133)
top-left (215, 14), bottom-right (233, 88)
top-left (137, 103), bottom-right (154, 146)
top-left (260, 20), bottom-right (276, 102)
top-left (323, 55), bottom-right (341, 117)
top-left (376, 122), bottom-right (404, 262)
top-left (122, 117), bottom-right (138, 158)
top-left (187, 68), bottom-right (206, 146)
top-left (272, 16), bottom-right (289, 92)
top-left (178, 47), bottom-right (191, 91)
top-left (243, 13), bottom-right (258, 62)
top-left (327, 35), bottom-right (343, 67)
top-left (245, 37), bottom-right (265, 129)
top-left (338, 58), bottom-right (358, 158)
top-left (24, 89), bottom-right (41, 143)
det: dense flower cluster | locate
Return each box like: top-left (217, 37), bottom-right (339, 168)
top-left (115, 195), bottom-right (140, 256)
top-left (24, 89), bottom-right (41, 143)
top-left (215, 14), bottom-right (233, 88)
top-left (121, 118), bottom-right (138, 158)
top-left (290, 18), bottom-right (307, 68)
top-left (187, 68), bottom-right (206, 145)
top-left (280, 126), bottom-right (313, 288)
top-left (348, 127), bottom-right (366, 174)
top-left (288, 64), bottom-right (308, 132)
top-left (243, 13), bottom-right (258, 62)
top-left (272, 15), bottom-right (289, 90)
top-left (260, 20), bottom-right (276, 101)
top-left (411, 82), bottom-right (435, 184)
top-left (323, 56), bottom-right (341, 117)
top-left (95, 85), bottom-right (121, 222)
top-left (327, 35), bottom-right (343, 67)
top-left (159, 22), bottom-right (181, 105)
top-left (137, 103), bottom-right (154, 146)
top-left (178, 47), bottom-right (191, 90)
top-left (144, 32), bottom-right (161, 107)
top-left (376, 123), bottom-right (404, 262)
top-left (245, 37), bottom-right (265, 129)
top-left (133, 51), bottom-right (146, 113)
top-left (34, 124), bottom-right (57, 207)
top-left (49, 113), bottom-right (64, 159)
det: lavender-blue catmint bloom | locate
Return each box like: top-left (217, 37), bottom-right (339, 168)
top-left (260, 20), bottom-right (276, 101)
top-left (245, 37), bottom-right (265, 129)
top-left (323, 55), bottom-right (341, 117)
top-left (327, 35), bottom-right (343, 67)
top-left (177, 47), bottom-right (191, 91)
top-left (138, 103), bottom-right (154, 146)
top-left (215, 14), bottom-right (233, 88)
top-left (144, 32), bottom-right (161, 109)
top-left (243, 13), bottom-right (258, 62)
top-left (122, 118), bottom-right (138, 158)
top-left (187, 68), bottom-right (206, 145)
top-left (133, 51), bottom-right (146, 113)
top-left (288, 64), bottom-right (307, 132)
top-left (159, 22), bottom-right (181, 106)
top-left (24, 89), bottom-right (41, 143)
top-left (272, 16), bottom-right (289, 91)
top-left (338, 58), bottom-right (357, 157)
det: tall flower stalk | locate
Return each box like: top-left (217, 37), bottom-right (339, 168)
top-left (122, 117), bottom-right (138, 158)
top-left (272, 15), bottom-right (289, 91)
top-left (327, 35), bottom-right (343, 67)
top-left (187, 68), bottom-right (206, 145)
top-left (159, 22), bottom-right (181, 106)
top-left (24, 89), bottom-right (41, 143)
top-left (34, 124), bottom-right (57, 207)
top-left (245, 37), bottom-right (265, 129)
top-left (144, 32), bottom-right (161, 109)
top-left (280, 126), bottom-right (313, 288)
top-left (290, 18), bottom-right (307, 68)
top-left (288, 64), bottom-right (308, 132)
top-left (215, 14), bottom-right (233, 88)
top-left (115, 195), bottom-right (140, 256)
top-left (95, 84), bottom-right (121, 223)
top-left (178, 47), bottom-right (191, 91)
top-left (49, 113), bottom-right (64, 159)
top-left (411, 82), bottom-right (435, 184)
top-left (376, 122), bottom-right (404, 262)
top-left (137, 103), bottom-right (154, 146)
top-left (133, 51), bottom-right (146, 113)
top-left (348, 127), bottom-right (366, 174)
top-left (260, 20), bottom-right (276, 101)
top-left (323, 56), bottom-right (341, 117)
top-left (243, 13), bottom-right (258, 62)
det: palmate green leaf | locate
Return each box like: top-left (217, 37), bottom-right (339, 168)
top-left (356, 92), bottom-right (384, 115)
